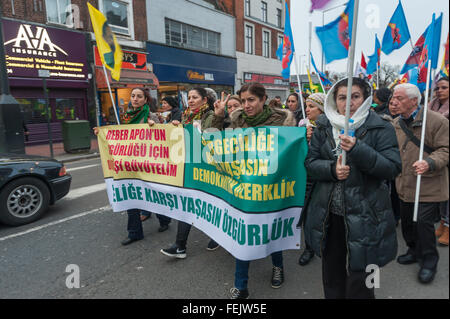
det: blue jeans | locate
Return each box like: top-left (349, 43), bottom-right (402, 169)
top-left (234, 251), bottom-right (283, 290)
top-left (127, 209), bottom-right (144, 240)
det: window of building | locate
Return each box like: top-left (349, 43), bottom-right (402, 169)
top-left (245, 24), bottom-right (254, 54)
top-left (45, 0), bottom-right (71, 25)
top-left (245, 0), bottom-right (251, 17)
top-left (277, 8), bottom-right (282, 28)
top-left (261, 1), bottom-right (267, 23)
top-left (263, 31), bottom-right (270, 58)
top-left (101, 0), bottom-right (132, 36)
top-left (165, 19), bottom-right (221, 54)
top-left (278, 34), bottom-right (284, 49)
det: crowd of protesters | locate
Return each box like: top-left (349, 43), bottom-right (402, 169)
top-left (94, 75), bottom-right (449, 299)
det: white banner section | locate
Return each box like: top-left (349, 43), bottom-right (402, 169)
top-left (105, 178), bottom-right (301, 261)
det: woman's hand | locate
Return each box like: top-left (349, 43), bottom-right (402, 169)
top-left (148, 119), bottom-right (155, 126)
top-left (214, 92), bottom-right (230, 117)
top-left (339, 134), bottom-right (356, 152)
top-left (306, 126), bottom-right (314, 142)
top-left (171, 120), bottom-right (181, 126)
top-left (336, 155), bottom-right (350, 180)
top-left (93, 127), bottom-right (99, 136)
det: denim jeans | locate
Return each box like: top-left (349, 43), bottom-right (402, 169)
top-left (127, 209), bottom-right (143, 240)
top-left (234, 251), bottom-right (283, 290)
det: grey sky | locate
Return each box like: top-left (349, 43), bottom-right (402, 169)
top-left (291, 0), bottom-right (449, 75)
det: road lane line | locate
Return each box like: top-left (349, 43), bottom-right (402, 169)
top-left (64, 183), bottom-right (107, 200)
top-left (0, 205), bottom-right (111, 242)
top-left (66, 164), bottom-right (101, 172)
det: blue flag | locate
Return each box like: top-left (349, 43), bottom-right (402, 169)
top-left (315, 0), bottom-right (354, 64)
top-left (381, 1), bottom-right (411, 55)
top-left (310, 52), bottom-right (332, 86)
top-left (366, 34), bottom-right (381, 75)
top-left (417, 14), bottom-right (436, 92)
top-left (431, 13), bottom-right (442, 69)
top-left (276, 3), bottom-right (295, 79)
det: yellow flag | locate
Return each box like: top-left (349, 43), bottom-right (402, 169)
top-left (87, 3), bottom-right (123, 80)
top-left (306, 68), bottom-right (319, 93)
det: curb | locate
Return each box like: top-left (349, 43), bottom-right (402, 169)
top-left (57, 152), bottom-right (101, 164)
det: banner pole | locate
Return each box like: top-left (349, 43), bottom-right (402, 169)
top-left (293, 53), bottom-right (306, 120)
top-left (102, 64), bottom-right (120, 126)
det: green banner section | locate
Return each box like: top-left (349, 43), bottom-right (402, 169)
top-left (184, 125), bottom-right (308, 213)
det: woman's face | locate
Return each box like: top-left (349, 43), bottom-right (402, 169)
top-left (188, 90), bottom-right (207, 110)
top-left (388, 98), bottom-right (399, 116)
top-left (305, 101), bottom-right (323, 121)
top-left (227, 99), bottom-right (241, 113)
top-left (161, 100), bottom-right (172, 112)
top-left (335, 85), bottom-right (365, 117)
top-left (240, 90), bottom-right (265, 117)
top-left (286, 95), bottom-right (298, 112)
top-left (130, 89), bottom-right (147, 108)
top-left (435, 80), bottom-right (449, 102)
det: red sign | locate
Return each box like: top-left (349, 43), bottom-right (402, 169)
top-left (94, 46), bottom-right (147, 70)
top-left (243, 72), bottom-right (289, 86)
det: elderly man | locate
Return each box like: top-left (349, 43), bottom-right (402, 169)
top-left (391, 83), bottom-right (449, 284)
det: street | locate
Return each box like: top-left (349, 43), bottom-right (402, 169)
top-left (0, 157), bottom-right (448, 299)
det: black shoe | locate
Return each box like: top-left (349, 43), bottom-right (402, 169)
top-left (207, 239), bottom-right (220, 251)
top-left (160, 244), bottom-right (187, 259)
top-left (230, 287), bottom-right (249, 299)
top-left (298, 249), bottom-right (314, 266)
top-left (397, 252), bottom-right (417, 265)
top-left (158, 225), bottom-right (169, 232)
top-left (271, 266), bottom-right (284, 289)
top-left (121, 237), bottom-right (142, 246)
top-left (418, 267), bottom-right (437, 284)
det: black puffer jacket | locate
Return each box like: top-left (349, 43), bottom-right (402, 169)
top-left (304, 110), bottom-right (401, 271)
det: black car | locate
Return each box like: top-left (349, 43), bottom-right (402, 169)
top-left (0, 153), bottom-right (72, 226)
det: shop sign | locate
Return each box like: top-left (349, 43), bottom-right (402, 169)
top-left (187, 70), bottom-right (215, 82)
top-left (243, 72), bottom-right (289, 86)
top-left (95, 46), bottom-right (147, 71)
top-left (2, 19), bottom-right (88, 80)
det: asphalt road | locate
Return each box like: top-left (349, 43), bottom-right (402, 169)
top-left (0, 158), bottom-right (448, 299)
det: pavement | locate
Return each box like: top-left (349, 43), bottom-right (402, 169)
top-left (25, 138), bottom-right (100, 163)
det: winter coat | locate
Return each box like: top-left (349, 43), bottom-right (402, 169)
top-left (170, 107), bottom-right (182, 122)
top-left (429, 97), bottom-right (449, 119)
top-left (211, 106), bottom-right (296, 129)
top-left (182, 109), bottom-right (215, 130)
top-left (304, 87), bottom-right (401, 272)
top-left (393, 107), bottom-right (449, 203)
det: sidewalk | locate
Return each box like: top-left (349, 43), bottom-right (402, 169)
top-left (25, 138), bottom-right (100, 163)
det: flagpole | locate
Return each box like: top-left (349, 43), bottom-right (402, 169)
top-left (413, 59), bottom-right (432, 222)
top-left (293, 53), bottom-right (306, 120)
top-left (342, 0), bottom-right (360, 166)
top-left (102, 64), bottom-right (121, 125)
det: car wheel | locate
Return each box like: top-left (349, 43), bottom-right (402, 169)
top-left (0, 177), bottom-right (50, 226)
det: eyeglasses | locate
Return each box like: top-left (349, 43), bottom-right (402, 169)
top-left (434, 86), bottom-right (449, 91)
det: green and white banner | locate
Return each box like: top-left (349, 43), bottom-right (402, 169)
top-left (98, 124), bottom-right (308, 261)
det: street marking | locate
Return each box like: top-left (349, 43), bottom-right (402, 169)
top-left (66, 164), bottom-right (101, 172)
top-left (0, 205), bottom-right (111, 242)
top-left (64, 183), bottom-right (107, 201)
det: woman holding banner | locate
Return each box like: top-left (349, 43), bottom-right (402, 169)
top-left (304, 78), bottom-right (401, 299)
top-left (94, 87), bottom-right (171, 245)
top-left (212, 82), bottom-right (296, 299)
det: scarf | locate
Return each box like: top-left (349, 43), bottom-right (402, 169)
top-left (242, 105), bottom-right (273, 127)
top-left (122, 104), bottom-right (150, 124)
top-left (183, 103), bottom-right (209, 124)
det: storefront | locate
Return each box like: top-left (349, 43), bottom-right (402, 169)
top-left (147, 42), bottom-right (237, 106)
top-left (94, 47), bottom-right (159, 125)
top-left (2, 18), bottom-right (90, 145)
top-left (243, 72), bottom-right (290, 102)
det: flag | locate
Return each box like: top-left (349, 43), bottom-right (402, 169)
top-left (440, 33), bottom-right (449, 77)
top-left (417, 14), bottom-right (436, 92)
top-left (310, 52), bottom-right (332, 85)
top-left (400, 14), bottom-right (442, 74)
top-left (276, 3), bottom-right (295, 79)
top-left (400, 67), bottom-right (419, 85)
top-left (315, 0), bottom-right (354, 64)
top-left (381, 1), bottom-right (411, 55)
top-left (310, 0), bottom-right (334, 13)
top-left (87, 2), bottom-right (123, 81)
top-left (366, 34), bottom-right (381, 75)
top-left (306, 68), bottom-right (320, 93)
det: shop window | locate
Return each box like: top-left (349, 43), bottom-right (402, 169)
top-left (55, 99), bottom-right (77, 121)
top-left (100, 0), bottom-right (133, 36)
top-left (45, 0), bottom-right (71, 25)
top-left (18, 99), bottom-right (50, 124)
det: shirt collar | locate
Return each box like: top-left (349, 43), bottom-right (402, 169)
top-left (400, 105), bottom-right (421, 121)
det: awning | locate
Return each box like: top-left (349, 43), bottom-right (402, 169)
top-left (95, 67), bottom-right (159, 89)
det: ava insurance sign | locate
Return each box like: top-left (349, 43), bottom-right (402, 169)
top-left (2, 18), bottom-right (88, 80)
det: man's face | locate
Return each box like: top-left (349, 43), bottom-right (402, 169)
top-left (391, 88), bottom-right (418, 117)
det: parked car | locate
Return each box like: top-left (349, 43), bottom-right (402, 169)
top-left (0, 153), bottom-right (71, 226)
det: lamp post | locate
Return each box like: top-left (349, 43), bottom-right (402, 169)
top-left (0, 3), bottom-right (25, 154)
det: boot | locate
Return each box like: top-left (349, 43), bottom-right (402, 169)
top-left (435, 220), bottom-right (446, 237)
top-left (438, 226), bottom-right (449, 246)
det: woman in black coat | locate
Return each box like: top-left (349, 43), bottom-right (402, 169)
top-left (304, 78), bottom-right (401, 299)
